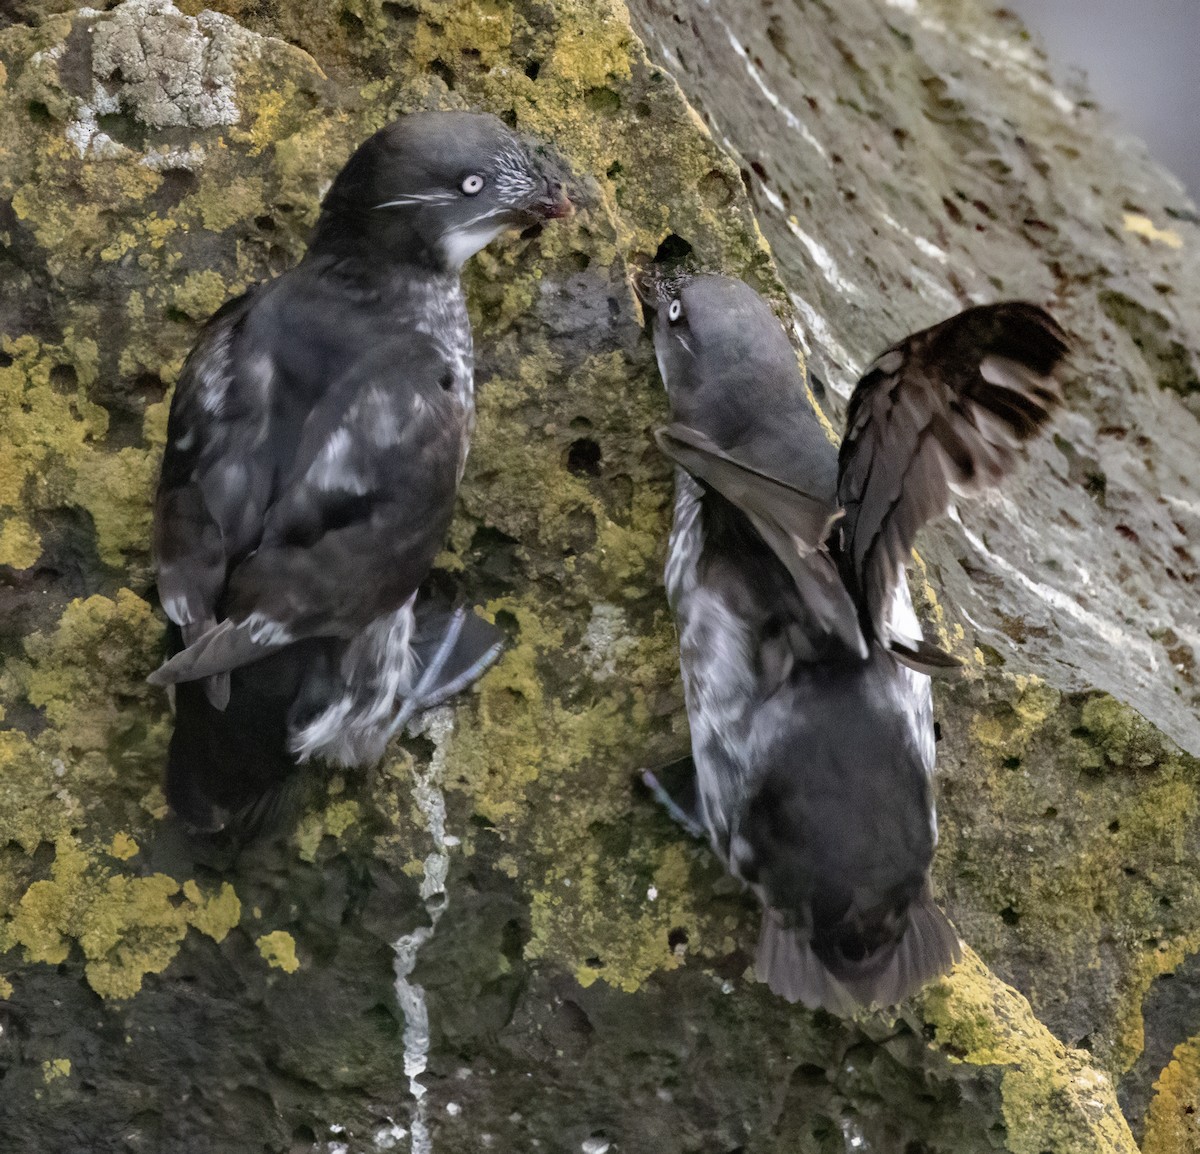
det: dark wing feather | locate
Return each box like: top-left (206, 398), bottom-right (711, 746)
top-left (657, 424), bottom-right (867, 659)
top-left (154, 288), bottom-right (265, 635)
top-left (837, 301), bottom-right (1068, 648)
top-left (154, 336), bottom-right (466, 684)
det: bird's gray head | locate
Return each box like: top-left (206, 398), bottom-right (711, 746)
top-left (312, 111), bottom-right (572, 271)
top-left (639, 272), bottom-right (810, 447)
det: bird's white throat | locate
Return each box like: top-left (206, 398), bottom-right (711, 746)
top-left (438, 221), bottom-right (508, 270)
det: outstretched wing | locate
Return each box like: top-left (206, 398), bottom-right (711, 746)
top-left (656, 423), bottom-right (866, 659)
top-left (151, 333), bottom-right (467, 685)
top-left (837, 301), bottom-right (1068, 655)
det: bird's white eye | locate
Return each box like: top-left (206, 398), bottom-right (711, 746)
top-left (667, 299), bottom-right (683, 324)
top-left (461, 174), bottom-right (485, 195)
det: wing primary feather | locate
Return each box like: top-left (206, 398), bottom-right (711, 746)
top-left (148, 618), bottom-right (284, 685)
top-left (837, 301), bottom-right (1069, 648)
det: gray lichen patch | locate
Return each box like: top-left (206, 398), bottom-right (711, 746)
top-left (87, 0), bottom-right (253, 131)
top-left (579, 602), bottom-right (640, 682)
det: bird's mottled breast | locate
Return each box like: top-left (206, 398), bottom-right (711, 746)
top-left (407, 274), bottom-right (475, 478)
top-left (664, 468), bottom-right (704, 610)
top-left (410, 274), bottom-right (474, 401)
top-left (665, 469), bottom-right (761, 837)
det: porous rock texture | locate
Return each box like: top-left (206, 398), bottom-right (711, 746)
top-left (0, 0), bottom-right (1198, 1151)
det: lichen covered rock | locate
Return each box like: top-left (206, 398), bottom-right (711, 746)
top-left (0, 0), bottom-right (1196, 1150)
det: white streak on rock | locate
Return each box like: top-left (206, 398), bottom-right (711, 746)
top-left (392, 707), bottom-right (456, 1154)
top-left (963, 32), bottom-right (1076, 115)
top-left (906, 263), bottom-right (960, 312)
top-left (912, 235), bottom-right (949, 264)
top-left (717, 19), bottom-right (830, 163)
top-left (373, 1121), bottom-right (409, 1150)
top-left (786, 293), bottom-right (862, 390)
top-left (948, 507), bottom-right (1159, 666)
top-left (784, 217), bottom-right (864, 300)
top-left (757, 181), bottom-right (787, 215)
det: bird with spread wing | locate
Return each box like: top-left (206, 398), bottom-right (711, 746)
top-left (640, 272), bottom-right (1067, 1012)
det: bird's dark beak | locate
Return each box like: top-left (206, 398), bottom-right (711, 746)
top-left (526, 177), bottom-right (574, 222)
top-left (632, 267), bottom-right (660, 309)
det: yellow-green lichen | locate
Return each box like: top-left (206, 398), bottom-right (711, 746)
top-left (442, 589), bottom-right (713, 992)
top-left (108, 832), bottom-right (139, 861)
top-left (1123, 213), bottom-right (1184, 250)
top-left (74, 449), bottom-right (161, 566)
top-left (1078, 693), bottom-right (1173, 772)
top-left (1, 834), bottom-right (241, 999)
top-left (182, 879), bottom-right (243, 942)
top-left (1114, 938), bottom-right (1200, 1079)
top-left (1143, 1032), bottom-right (1200, 1154)
top-left (0, 334), bottom-right (109, 571)
top-left (171, 269), bottom-right (234, 321)
top-left (909, 549), bottom-right (972, 661)
top-left (969, 674), bottom-right (1059, 756)
top-left (940, 677), bottom-right (1200, 1073)
top-left (14, 590), bottom-right (163, 756)
top-left (256, 930), bottom-right (301, 973)
top-left (0, 318), bottom-right (161, 569)
top-left (0, 515), bottom-right (43, 570)
top-left (0, 592), bottom-right (233, 1003)
top-left (0, 4), bottom-right (340, 584)
top-left (461, 345), bottom-right (671, 601)
top-left (293, 797), bottom-right (363, 863)
top-left (0, 727), bottom-right (76, 853)
top-left (921, 949), bottom-right (1137, 1153)
top-left (41, 1058), bottom-right (71, 1083)
top-left (530, 842), bottom-right (701, 992)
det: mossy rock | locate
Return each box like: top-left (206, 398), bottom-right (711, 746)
top-left (1, 0), bottom-right (1198, 1150)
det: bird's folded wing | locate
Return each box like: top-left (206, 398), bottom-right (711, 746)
top-left (154, 288), bottom-right (265, 639)
top-left (152, 340), bottom-right (466, 686)
top-left (837, 301), bottom-right (1068, 659)
top-left (656, 423), bottom-right (867, 659)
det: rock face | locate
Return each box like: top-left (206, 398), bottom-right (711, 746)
top-left (0, 1), bottom-right (1196, 1151)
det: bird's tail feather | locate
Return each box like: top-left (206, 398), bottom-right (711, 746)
top-left (756, 914), bottom-right (860, 1015)
top-left (757, 890), bottom-right (961, 1013)
top-left (164, 639), bottom-right (322, 834)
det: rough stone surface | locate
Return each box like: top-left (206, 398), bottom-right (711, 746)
top-left (0, 0), bottom-right (1196, 1151)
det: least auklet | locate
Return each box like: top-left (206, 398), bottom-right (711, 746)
top-left (639, 271), bottom-right (1068, 1012)
top-left (150, 111), bottom-right (572, 832)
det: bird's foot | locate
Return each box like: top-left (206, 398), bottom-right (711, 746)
top-left (384, 607), bottom-right (505, 741)
top-left (641, 756), bottom-right (706, 840)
